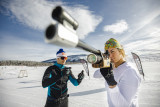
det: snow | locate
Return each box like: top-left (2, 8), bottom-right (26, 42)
top-left (0, 62), bottom-right (160, 107)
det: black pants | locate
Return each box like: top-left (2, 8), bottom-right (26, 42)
top-left (45, 97), bottom-right (68, 107)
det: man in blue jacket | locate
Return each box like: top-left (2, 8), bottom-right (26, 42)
top-left (42, 48), bottom-right (84, 107)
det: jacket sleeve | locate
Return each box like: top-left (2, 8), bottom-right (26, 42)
top-left (42, 66), bottom-right (60, 88)
top-left (93, 69), bottom-right (103, 78)
top-left (107, 69), bottom-right (141, 106)
top-left (69, 71), bottom-right (79, 86)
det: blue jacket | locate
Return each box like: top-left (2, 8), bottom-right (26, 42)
top-left (42, 63), bottom-right (79, 99)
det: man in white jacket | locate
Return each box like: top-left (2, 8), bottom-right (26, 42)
top-left (93, 38), bottom-right (141, 107)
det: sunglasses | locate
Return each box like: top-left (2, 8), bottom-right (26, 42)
top-left (60, 57), bottom-right (68, 60)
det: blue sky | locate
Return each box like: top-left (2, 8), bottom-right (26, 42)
top-left (0, 0), bottom-right (160, 61)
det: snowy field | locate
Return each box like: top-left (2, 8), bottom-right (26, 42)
top-left (0, 62), bottom-right (160, 107)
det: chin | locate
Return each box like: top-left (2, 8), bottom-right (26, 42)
top-left (62, 62), bottom-right (66, 65)
top-left (111, 60), bottom-right (114, 63)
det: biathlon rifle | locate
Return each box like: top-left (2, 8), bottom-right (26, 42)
top-left (45, 6), bottom-right (110, 68)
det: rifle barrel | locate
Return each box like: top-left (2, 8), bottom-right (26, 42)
top-left (77, 41), bottom-right (101, 55)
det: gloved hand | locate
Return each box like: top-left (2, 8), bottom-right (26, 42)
top-left (77, 70), bottom-right (84, 84)
top-left (100, 64), bottom-right (117, 86)
top-left (60, 67), bottom-right (72, 84)
top-left (61, 67), bottom-right (71, 76)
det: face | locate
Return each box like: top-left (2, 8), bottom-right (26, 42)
top-left (57, 57), bottom-right (67, 65)
top-left (107, 48), bottom-right (123, 64)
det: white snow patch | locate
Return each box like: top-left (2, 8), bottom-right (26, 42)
top-left (0, 62), bottom-right (160, 107)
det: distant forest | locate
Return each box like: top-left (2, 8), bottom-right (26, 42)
top-left (0, 60), bottom-right (52, 66)
top-left (0, 60), bottom-right (81, 66)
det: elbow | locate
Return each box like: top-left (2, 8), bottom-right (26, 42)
top-left (93, 74), bottom-right (97, 78)
top-left (42, 84), bottom-right (45, 88)
top-left (42, 82), bottom-right (47, 88)
top-left (74, 84), bottom-right (79, 86)
top-left (72, 80), bottom-right (79, 86)
top-left (74, 81), bottom-right (79, 86)
top-left (42, 85), bottom-right (48, 88)
top-left (93, 70), bottom-right (101, 78)
top-left (93, 74), bottom-right (100, 78)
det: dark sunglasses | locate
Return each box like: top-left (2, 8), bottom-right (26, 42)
top-left (60, 57), bottom-right (68, 60)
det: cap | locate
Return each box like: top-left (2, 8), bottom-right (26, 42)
top-left (104, 38), bottom-right (122, 51)
top-left (56, 48), bottom-right (67, 57)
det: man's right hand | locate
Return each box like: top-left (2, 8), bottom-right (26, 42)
top-left (77, 70), bottom-right (84, 84)
top-left (61, 67), bottom-right (71, 76)
top-left (78, 70), bottom-right (84, 80)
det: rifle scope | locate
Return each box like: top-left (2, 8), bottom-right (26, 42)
top-left (52, 6), bottom-right (79, 30)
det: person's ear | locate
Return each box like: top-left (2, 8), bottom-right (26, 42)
top-left (118, 49), bottom-right (123, 58)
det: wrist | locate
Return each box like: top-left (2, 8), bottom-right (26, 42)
top-left (109, 85), bottom-right (116, 88)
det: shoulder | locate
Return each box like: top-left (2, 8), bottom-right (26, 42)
top-left (120, 62), bottom-right (138, 76)
top-left (121, 62), bottom-right (141, 84)
top-left (124, 62), bottom-right (140, 76)
top-left (46, 65), bottom-right (57, 70)
top-left (116, 62), bottom-right (138, 73)
top-left (46, 65), bottom-right (60, 72)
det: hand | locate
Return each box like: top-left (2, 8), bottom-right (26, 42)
top-left (78, 70), bottom-right (84, 80)
top-left (77, 70), bottom-right (84, 84)
top-left (100, 64), bottom-right (117, 86)
top-left (61, 67), bottom-right (71, 76)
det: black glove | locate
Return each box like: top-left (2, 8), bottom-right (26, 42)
top-left (61, 67), bottom-right (71, 76)
top-left (77, 70), bottom-right (84, 84)
top-left (100, 64), bottom-right (117, 86)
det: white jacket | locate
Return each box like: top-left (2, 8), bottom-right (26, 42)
top-left (93, 62), bottom-right (141, 107)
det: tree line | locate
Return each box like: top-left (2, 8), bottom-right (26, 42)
top-left (0, 60), bottom-right (81, 66)
top-left (0, 60), bottom-right (52, 66)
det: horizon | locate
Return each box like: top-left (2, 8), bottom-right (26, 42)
top-left (0, 0), bottom-right (160, 61)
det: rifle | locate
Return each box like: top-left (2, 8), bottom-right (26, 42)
top-left (45, 6), bottom-right (110, 68)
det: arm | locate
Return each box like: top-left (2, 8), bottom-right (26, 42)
top-left (42, 66), bottom-right (60, 88)
top-left (69, 71), bottom-right (79, 86)
top-left (69, 70), bottom-right (84, 86)
top-left (93, 69), bottom-right (103, 78)
top-left (108, 69), bottom-right (141, 106)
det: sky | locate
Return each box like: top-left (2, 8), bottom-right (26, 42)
top-left (0, 0), bottom-right (160, 61)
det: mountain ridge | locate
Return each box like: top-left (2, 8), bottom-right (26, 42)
top-left (42, 54), bottom-right (88, 63)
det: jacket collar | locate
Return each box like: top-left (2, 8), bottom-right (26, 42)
top-left (54, 62), bottom-right (65, 69)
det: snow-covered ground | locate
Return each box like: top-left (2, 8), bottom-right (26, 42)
top-left (0, 62), bottom-right (160, 107)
